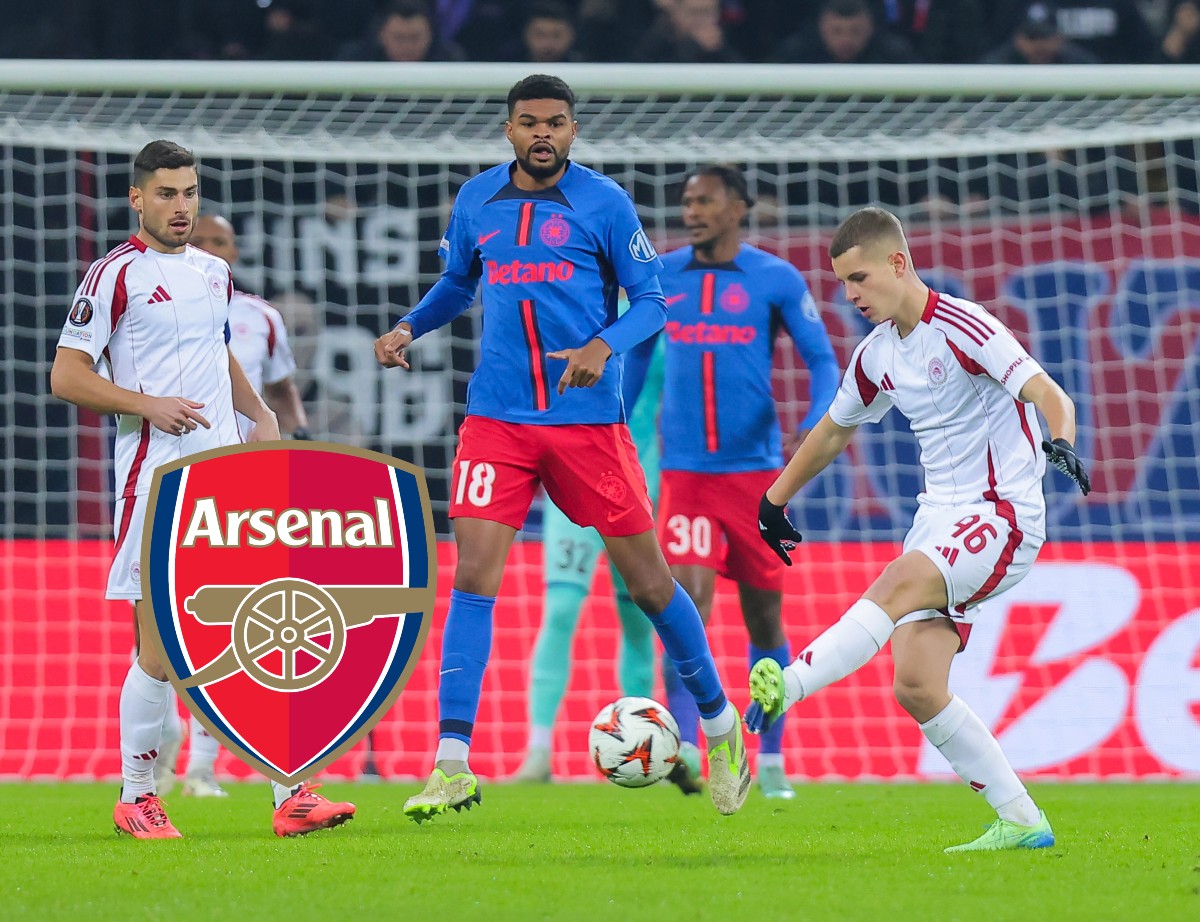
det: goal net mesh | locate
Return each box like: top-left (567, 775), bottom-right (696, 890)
top-left (3, 69), bottom-right (1198, 781)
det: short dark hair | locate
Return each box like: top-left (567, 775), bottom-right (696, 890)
top-left (821, 0), bottom-right (871, 18)
top-left (506, 74), bottom-right (576, 117)
top-left (133, 140), bottom-right (196, 187)
top-left (685, 163), bottom-right (755, 207)
top-left (829, 207), bottom-right (906, 259)
top-left (381, 0), bottom-right (432, 25)
top-left (525, 1), bottom-right (574, 26)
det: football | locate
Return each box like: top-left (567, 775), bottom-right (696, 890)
top-left (588, 696), bottom-right (681, 787)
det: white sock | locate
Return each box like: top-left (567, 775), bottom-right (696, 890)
top-left (159, 697), bottom-right (184, 753)
top-left (920, 696), bottom-right (1038, 824)
top-left (186, 715), bottom-right (220, 777)
top-left (119, 662), bottom-right (172, 802)
top-left (529, 726), bottom-right (552, 751)
top-left (757, 752), bottom-right (784, 770)
top-left (699, 701), bottom-right (736, 739)
top-left (270, 780), bottom-right (301, 809)
top-left (435, 738), bottom-right (471, 765)
top-left (783, 599), bottom-right (895, 708)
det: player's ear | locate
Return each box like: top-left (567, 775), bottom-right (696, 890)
top-left (504, 119), bottom-right (514, 143)
top-left (129, 185), bottom-right (141, 214)
top-left (571, 119), bottom-right (578, 141)
top-left (889, 251), bottom-right (908, 277)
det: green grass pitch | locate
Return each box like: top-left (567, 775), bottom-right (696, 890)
top-left (4, 782), bottom-right (1197, 920)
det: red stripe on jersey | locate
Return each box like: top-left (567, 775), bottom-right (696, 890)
top-left (265, 311), bottom-right (278, 357)
top-left (937, 299), bottom-right (995, 340)
top-left (519, 299), bottom-right (550, 411)
top-left (920, 288), bottom-right (939, 324)
top-left (854, 350), bottom-right (879, 406)
top-left (516, 202), bottom-right (535, 246)
top-left (700, 272), bottom-right (716, 316)
top-left (945, 337), bottom-right (987, 376)
top-left (702, 352), bottom-right (718, 452)
top-left (110, 262), bottom-right (132, 334)
top-left (969, 450), bottom-right (1023, 606)
top-left (934, 309), bottom-right (986, 346)
top-left (84, 244), bottom-right (134, 296)
top-left (126, 234), bottom-right (148, 253)
top-left (1014, 399), bottom-right (1037, 455)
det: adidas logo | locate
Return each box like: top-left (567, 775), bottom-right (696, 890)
top-left (880, 373), bottom-right (895, 391)
top-left (148, 285), bottom-right (172, 304)
top-left (935, 545), bottom-right (960, 566)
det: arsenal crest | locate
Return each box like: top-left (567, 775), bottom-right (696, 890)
top-left (141, 444), bottom-right (436, 784)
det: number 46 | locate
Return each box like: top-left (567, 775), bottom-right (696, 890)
top-left (951, 514), bottom-right (997, 554)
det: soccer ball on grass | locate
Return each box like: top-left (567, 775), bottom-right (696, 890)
top-left (588, 696), bottom-right (681, 788)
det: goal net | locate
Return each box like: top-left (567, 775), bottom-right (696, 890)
top-left (3, 62), bottom-right (1198, 781)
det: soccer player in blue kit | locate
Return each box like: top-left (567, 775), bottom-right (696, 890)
top-left (655, 165), bottom-right (839, 799)
top-left (374, 76), bottom-right (751, 821)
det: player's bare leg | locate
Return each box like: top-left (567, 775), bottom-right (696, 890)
top-left (114, 599), bottom-right (182, 839)
top-left (405, 518), bottom-right (517, 823)
top-left (606, 532), bottom-right (749, 815)
top-left (747, 550), bottom-right (944, 731)
top-left (739, 583), bottom-right (794, 799)
top-left (892, 619), bottom-right (1053, 852)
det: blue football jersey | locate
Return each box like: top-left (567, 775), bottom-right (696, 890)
top-left (436, 161), bottom-right (664, 425)
top-left (658, 244), bottom-right (838, 472)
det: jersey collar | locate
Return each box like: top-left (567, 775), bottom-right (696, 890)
top-left (920, 287), bottom-right (940, 324)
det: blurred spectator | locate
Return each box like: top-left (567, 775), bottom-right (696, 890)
top-left (990, 0), bottom-right (1156, 63)
top-left (510, 1), bottom-right (583, 63)
top-left (634, 0), bottom-right (744, 63)
top-left (438, 1), bottom-right (517, 62)
top-left (576, 0), bottom-right (656, 62)
top-left (981, 2), bottom-right (1101, 64)
top-left (206, 0), bottom-right (325, 60)
top-left (773, 0), bottom-right (916, 63)
top-left (1160, 0), bottom-right (1200, 61)
top-left (869, 0), bottom-right (990, 63)
top-left (728, 1), bottom-right (816, 61)
top-left (336, 0), bottom-right (465, 62)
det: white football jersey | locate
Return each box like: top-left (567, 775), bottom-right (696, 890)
top-left (830, 290), bottom-right (1048, 533)
top-left (227, 289), bottom-right (297, 438)
top-left (57, 235), bottom-right (243, 502)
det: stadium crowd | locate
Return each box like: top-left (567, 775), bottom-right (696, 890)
top-left (5, 1), bottom-right (1200, 67)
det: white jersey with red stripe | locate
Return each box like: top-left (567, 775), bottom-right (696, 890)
top-left (57, 235), bottom-right (242, 502)
top-left (829, 289), bottom-right (1048, 536)
top-left (227, 290), bottom-right (297, 438)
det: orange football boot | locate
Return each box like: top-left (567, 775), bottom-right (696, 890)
top-left (272, 782), bottom-right (356, 837)
top-left (113, 795), bottom-right (183, 839)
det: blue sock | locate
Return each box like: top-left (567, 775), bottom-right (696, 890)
top-left (751, 642), bottom-right (790, 754)
top-left (662, 652), bottom-right (700, 745)
top-left (437, 589), bottom-right (495, 745)
top-left (644, 581), bottom-right (726, 720)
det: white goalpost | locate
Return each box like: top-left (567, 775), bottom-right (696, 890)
top-left (2, 62), bottom-right (1198, 782)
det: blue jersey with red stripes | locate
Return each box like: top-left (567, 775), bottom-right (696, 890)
top-left (657, 243), bottom-right (839, 473)
top-left (428, 161), bottom-right (664, 425)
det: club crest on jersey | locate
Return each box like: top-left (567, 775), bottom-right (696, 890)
top-left (540, 214), bottom-right (571, 247)
top-left (928, 357), bottom-right (949, 388)
top-left (628, 229), bottom-right (658, 263)
top-left (207, 273), bottom-right (226, 298)
top-left (141, 444), bottom-right (436, 784)
top-left (68, 297), bottom-right (93, 327)
top-left (719, 283), bottom-right (750, 314)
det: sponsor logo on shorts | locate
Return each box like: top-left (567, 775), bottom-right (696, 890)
top-left (130, 562), bottom-right (141, 584)
top-left (539, 214), bottom-right (571, 247)
top-left (68, 297), bottom-right (93, 327)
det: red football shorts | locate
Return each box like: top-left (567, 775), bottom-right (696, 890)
top-left (448, 416), bottom-right (654, 537)
top-left (657, 468), bottom-right (785, 591)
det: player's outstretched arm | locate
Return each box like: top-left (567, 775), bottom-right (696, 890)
top-left (1020, 372), bottom-right (1091, 495)
top-left (228, 350), bottom-right (280, 441)
top-left (51, 346), bottom-right (211, 435)
top-left (375, 322), bottom-right (413, 369)
top-left (765, 413), bottom-right (857, 507)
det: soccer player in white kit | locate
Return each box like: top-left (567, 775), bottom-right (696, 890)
top-left (50, 140), bottom-right (354, 838)
top-left (151, 213), bottom-right (312, 798)
top-left (746, 207), bottom-right (1091, 853)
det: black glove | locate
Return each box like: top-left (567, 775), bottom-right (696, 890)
top-left (291, 427), bottom-right (313, 441)
top-left (1042, 438), bottom-right (1091, 495)
top-left (758, 494), bottom-right (802, 566)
